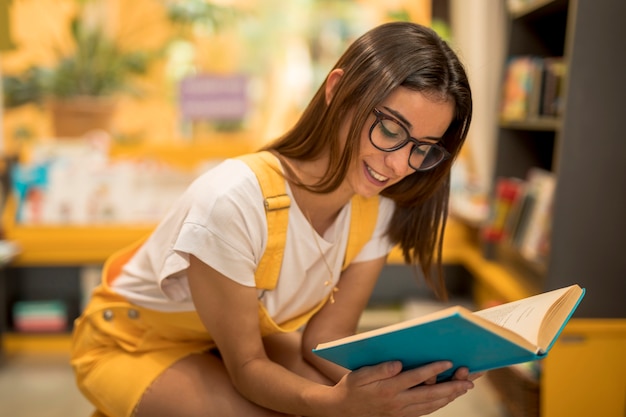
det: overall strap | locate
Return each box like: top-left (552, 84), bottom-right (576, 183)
top-left (236, 152), bottom-right (291, 290)
top-left (343, 195), bottom-right (379, 270)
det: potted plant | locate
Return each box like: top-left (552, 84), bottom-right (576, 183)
top-left (2, 14), bottom-right (155, 138)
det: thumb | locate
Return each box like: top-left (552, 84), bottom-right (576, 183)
top-left (348, 361), bottom-right (403, 386)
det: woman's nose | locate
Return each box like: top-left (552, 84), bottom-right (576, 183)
top-left (384, 145), bottom-right (414, 177)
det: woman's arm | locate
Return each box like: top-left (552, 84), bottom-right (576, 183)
top-left (187, 255), bottom-right (335, 415)
top-left (302, 256), bottom-right (387, 382)
top-left (188, 255), bottom-right (474, 417)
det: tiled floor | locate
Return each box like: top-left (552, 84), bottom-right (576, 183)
top-left (0, 353), bottom-right (94, 417)
top-left (0, 352), bottom-right (507, 417)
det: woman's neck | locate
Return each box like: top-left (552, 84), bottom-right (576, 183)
top-left (279, 154), bottom-right (354, 236)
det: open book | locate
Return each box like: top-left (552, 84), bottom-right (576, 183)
top-left (313, 284), bottom-right (585, 381)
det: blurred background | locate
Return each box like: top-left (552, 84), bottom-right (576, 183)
top-left (0, 1), bottom-right (625, 416)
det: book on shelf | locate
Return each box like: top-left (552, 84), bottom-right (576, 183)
top-left (500, 56), bottom-right (536, 121)
top-left (480, 167), bottom-right (557, 265)
top-left (313, 284), bottom-right (585, 381)
top-left (541, 57), bottom-right (566, 117)
top-left (482, 177), bottom-right (526, 243)
top-left (519, 168), bottom-right (556, 261)
top-left (12, 299), bottom-right (68, 333)
top-left (499, 168), bottom-right (556, 264)
top-left (500, 55), bottom-right (566, 122)
top-left (507, 186), bottom-right (535, 248)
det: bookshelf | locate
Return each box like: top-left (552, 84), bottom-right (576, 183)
top-left (493, 0), bottom-right (626, 317)
top-left (490, 0), bottom-right (626, 415)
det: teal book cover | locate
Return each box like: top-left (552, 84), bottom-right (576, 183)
top-left (313, 285), bottom-right (585, 381)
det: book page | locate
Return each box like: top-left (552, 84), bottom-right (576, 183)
top-left (473, 287), bottom-right (571, 346)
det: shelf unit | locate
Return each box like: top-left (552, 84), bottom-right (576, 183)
top-left (494, 0), bottom-right (626, 316)
top-left (492, 0), bottom-right (626, 415)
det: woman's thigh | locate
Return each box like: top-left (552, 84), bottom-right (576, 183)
top-left (133, 351), bottom-right (285, 417)
top-left (134, 332), bottom-right (330, 417)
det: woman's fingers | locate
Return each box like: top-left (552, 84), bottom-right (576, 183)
top-left (335, 361), bottom-right (475, 417)
top-left (388, 361), bottom-right (458, 390)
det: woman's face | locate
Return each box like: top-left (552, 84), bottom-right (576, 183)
top-left (346, 87), bottom-right (455, 198)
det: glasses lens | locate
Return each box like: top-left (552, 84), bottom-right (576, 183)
top-left (410, 144), bottom-right (444, 170)
top-left (371, 118), bottom-right (408, 150)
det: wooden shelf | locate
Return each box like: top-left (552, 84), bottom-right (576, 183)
top-left (499, 117), bottom-right (561, 132)
top-left (509, 0), bottom-right (568, 19)
top-left (2, 332), bottom-right (73, 354)
top-left (2, 195), bottom-right (153, 266)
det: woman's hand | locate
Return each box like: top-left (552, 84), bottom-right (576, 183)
top-left (452, 366), bottom-right (485, 382)
top-left (328, 361), bottom-right (474, 417)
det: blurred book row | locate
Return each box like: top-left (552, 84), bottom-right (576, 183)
top-left (500, 55), bottom-right (566, 122)
top-left (12, 299), bottom-right (68, 333)
top-left (7, 137), bottom-right (221, 225)
top-left (481, 167), bottom-right (556, 267)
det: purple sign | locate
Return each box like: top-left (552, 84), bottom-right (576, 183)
top-left (179, 74), bottom-right (248, 120)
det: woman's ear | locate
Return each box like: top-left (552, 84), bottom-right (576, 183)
top-left (325, 68), bottom-right (344, 105)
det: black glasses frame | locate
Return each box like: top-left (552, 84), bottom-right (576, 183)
top-left (369, 108), bottom-right (451, 171)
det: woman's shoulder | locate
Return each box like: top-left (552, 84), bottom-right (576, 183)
top-left (187, 158), bottom-right (263, 199)
top-left (175, 158), bottom-right (267, 225)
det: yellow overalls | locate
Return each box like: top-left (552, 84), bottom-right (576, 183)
top-left (70, 151), bottom-right (379, 417)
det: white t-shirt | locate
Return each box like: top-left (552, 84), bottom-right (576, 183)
top-left (112, 158), bottom-right (396, 324)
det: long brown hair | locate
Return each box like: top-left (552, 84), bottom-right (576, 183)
top-left (264, 22), bottom-right (472, 298)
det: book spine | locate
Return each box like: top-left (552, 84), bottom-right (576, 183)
top-left (500, 55), bottom-right (566, 122)
top-left (500, 56), bottom-right (533, 121)
top-left (482, 177), bottom-right (525, 243)
top-left (519, 168), bottom-right (556, 262)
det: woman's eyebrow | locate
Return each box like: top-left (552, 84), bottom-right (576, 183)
top-left (381, 105), bottom-right (445, 143)
top-left (382, 106), bottom-right (413, 130)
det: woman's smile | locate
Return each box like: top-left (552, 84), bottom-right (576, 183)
top-left (365, 163), bottom-right (389, 184)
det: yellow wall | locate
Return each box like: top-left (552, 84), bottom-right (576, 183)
top-left (2, 0), bottom-right (431, 152)
top-left (1, 0), bottom-right (177, 150)
top-left (2, 0), bottom-right (75, 152)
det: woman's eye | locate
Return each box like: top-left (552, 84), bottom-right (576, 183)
top-left (414, 145), bottom-right (428, 156)
top-left (380, 120), bottom-right (403, 140)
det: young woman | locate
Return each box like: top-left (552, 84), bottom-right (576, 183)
top-left (71, 21), bottom-right (475, 417)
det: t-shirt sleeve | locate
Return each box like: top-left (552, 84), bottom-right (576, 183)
top-left (159, 160), bottom-right (267, 300)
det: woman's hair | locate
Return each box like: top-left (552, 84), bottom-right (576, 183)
top-left (264, 21), bottom-right (472, 299)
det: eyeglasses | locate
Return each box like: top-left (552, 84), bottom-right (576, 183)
top-left (369, 108), bottom-right (451, 171)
